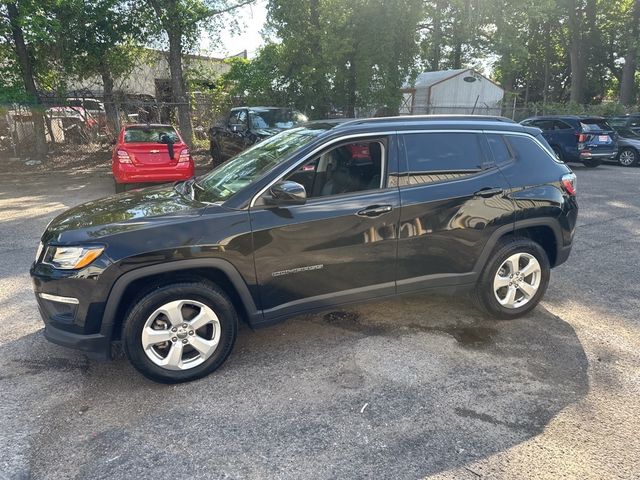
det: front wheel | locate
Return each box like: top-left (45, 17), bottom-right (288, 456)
top-left (474, 238), bottom-right (550, 319)
top-left (618, 147), bottom-right (638, 167)
top-left (122, 281), bottom-right (238, 383)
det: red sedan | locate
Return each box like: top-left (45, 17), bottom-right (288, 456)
top-left (112, 124), bottom-right (195, 193)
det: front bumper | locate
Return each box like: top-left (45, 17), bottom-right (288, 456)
top-left (31, 261), bottom-right (115, 360)
top-left (42, 322), bottom-right (111, 360)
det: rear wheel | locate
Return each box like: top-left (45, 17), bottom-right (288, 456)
top-left (618, 147), bottom-right (638, 167)
top-left (582, 158), bottom-right (601, 168)
top-left (122, 281), bottom-right (238, 383)
top-left (474, 237), bottom-right (550, 319)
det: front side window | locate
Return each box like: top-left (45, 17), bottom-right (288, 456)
top-left (283, 140), bottom-right (385, 199)
top-left (196, 126), bottom-right (326, 203)
top-left (402, 132), bottom-right (485, 185)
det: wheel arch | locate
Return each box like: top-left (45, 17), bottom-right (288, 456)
top-left (475, 219), bottom-right (563, 274)
top-left (101, 259), bottom-right (262, 343)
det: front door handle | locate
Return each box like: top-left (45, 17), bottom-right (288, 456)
top-left (474, 187), bottom-right (504, 198)
top-left (356, 205), bottom-right (393, 218)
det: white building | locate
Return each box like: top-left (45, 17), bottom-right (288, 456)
top-left (400, 68), bottom-right (504, 116)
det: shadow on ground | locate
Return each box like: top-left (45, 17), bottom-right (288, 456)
top-left (1, 294), bottom-right (588, 480)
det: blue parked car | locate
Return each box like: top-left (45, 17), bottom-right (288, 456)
top-left (521, 116), bottom-right (618, 168)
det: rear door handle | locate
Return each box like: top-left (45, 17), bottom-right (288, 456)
top-left (356, 205), bottom-right (393, 218)
top-left (474, 187), bottom-right (504, 198)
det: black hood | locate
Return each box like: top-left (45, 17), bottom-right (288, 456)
top-left (43, 184), bottom-right (206, 244)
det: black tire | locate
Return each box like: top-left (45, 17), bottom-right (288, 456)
top-left (617, 147), bottom-right (638, 167)
top-left (115, 181), bottom-right (126, 193)
top-left (122, 281), bottom-right (238, 383)
top-left (474, 237), bottom-right (550, 320)
top-left (582, 158), bottom-right (601, 168)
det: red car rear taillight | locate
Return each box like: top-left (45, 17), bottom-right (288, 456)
top-left (117, 149), bottom-right (132, 164)
top-left (576, 133), bottom-right (588, 143)
top-left (178, 148), bottom-right (191, 163)
top-left (561, 173), bottom-right (577, 195)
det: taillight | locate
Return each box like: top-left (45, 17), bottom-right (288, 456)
top-left (576, 133), bottom-right (588, 143)
top-left (561, 173), bottom-right (577, 195)
top-left (178, 148), bottom-right (191, 163)
top-left (117, 149), bottom-right (132, 164)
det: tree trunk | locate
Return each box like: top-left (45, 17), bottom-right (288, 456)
top-left (99, 62), bottom-right (120, 138)
top-left (7, 2), bottom-right (47, 159)
top-left (567, 0), bottom-right (585, 104)
top-left (431, 0), bottom-right (442, 70)
top-left (309, 0), bottom-right (328, 118)
top-left (346, 58), bottom-right (356, 118)
top-left (167, 28), bottom-right (193, 146)
top-left (620, 0), bottom-right (640, 106)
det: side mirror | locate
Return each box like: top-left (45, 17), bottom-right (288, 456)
top-left (269, 181), bottom-right (307, 205)
top-left (230, 123), bottom-right (246, 133)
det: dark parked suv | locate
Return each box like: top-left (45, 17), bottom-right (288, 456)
top-left (209, 106), bottom-right (307, 165)
top-left (521, 115), bottom-right (618, 167)
top-left (31, 116), bottom-right (578, 383)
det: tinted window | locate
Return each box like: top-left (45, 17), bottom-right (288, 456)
top-left (486, 134), bottom-right (514, 166)
top-left (404, 133), bottom-right (484, 174)
top-left (531, 120), bottom-right (555, 131)
top-left (553, 120), bottom-right (572, 130)
top-left (505, 135), bottom-right (556, 163)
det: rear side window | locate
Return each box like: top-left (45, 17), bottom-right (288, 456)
top-left (402, 132), bottom-right (485, 185)
top-left (504, 135), bottom-right (557, 163)
top-left (486, 134), bottom-right (514, 166)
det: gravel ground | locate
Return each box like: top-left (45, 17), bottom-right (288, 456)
top-left (0, 164), bottom-right (638, 479)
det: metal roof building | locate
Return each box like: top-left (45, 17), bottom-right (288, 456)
top-left (400, 68), bottom-right (504, 116)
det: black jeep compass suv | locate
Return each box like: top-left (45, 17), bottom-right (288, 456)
top-left (31, 116), bottom-right (578, 383)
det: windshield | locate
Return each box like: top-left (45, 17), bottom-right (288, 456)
top-left (124, 126), bottom-right (180, 143)
top-left (615, 127), bottom-right (640, 139)
top-left (195, 126), bottom-right (324, 203)
top-left (249, 109), bottom-right (307, 129)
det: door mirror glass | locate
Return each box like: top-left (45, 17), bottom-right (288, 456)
top-left (269, 181), bottom-right (307, 205)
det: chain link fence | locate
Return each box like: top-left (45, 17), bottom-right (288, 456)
top-left (2, 96), bottom-right (637, 158)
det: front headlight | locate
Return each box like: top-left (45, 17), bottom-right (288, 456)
top-left (35, 242), bottom-right (44, 262)
top-left (43, 246), bottom-right (104, 270)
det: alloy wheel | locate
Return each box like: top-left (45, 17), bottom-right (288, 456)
top-left (141, 299), bottom-right (221, 370)
top-left (493, 252), bottom-right (542, 309)
top-left (619, 149), bottom-right (637, 167)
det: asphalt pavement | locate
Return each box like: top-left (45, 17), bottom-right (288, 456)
top-left (0, 164), bottom-right (638, 479)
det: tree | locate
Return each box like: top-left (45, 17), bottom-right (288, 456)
top-left (3, 1), bottom-right (48, 159)
top-left (59, 0), bottom-right (146, 136)
top-left (266, 0), bottom-right (423, 117)
top-left (144, 0), bottom-right (254, 146)
top-left (620, 0), bottom-right (640, 105)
